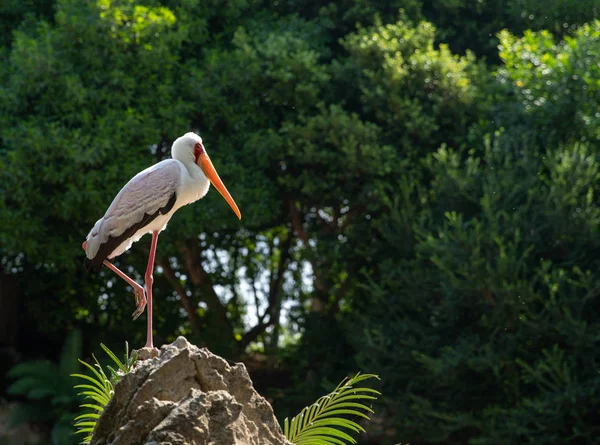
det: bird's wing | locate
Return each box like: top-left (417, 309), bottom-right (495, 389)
top-left (85, 159), bottom-right (182, 263)
top-left (105, 159), bottom-right (181, 233)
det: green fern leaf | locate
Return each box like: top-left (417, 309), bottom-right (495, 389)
top-left (74, 421), bottom-right (98, 427)
top-left (100, 343), bottom-right (128, 373)
top-left (28, 387), bottom-right (57, 400)
top-left (74, 413), bottom-right (101, 421)
top-left (77, 358), bottom-right (111, 391)
top-left (71, 341), bottom-right (138, 445)
top-left (333, 394), bottom-right (379, 403)
top-left (73, 383), bottom-right (110, 397)
top-left (295, 439), bottom-right (347, 445)
top-left (106, 365), bottom-right (120, 384)
top-left (316, 409), bottom-right (371, 419)
top-left (284, 373), bottom-right (381, 445)
top-left (75, 390), bottom-right (110, 406)
top-left (7, 361), bottom-right (57, 378)
top-left (295, 427), bottom-right (356, 442)
top-left (79, 403), bottom-right (105, 412)
top-left (71, 373), bottom-right (109, 392)
top-left (309, 418), bottom-right (365, 432)
top-left (74, 426), bottom-right (96, 437)
top-left (7, 377), bottom-right (48, 396)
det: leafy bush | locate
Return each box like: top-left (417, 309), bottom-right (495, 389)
top-left (352, 135), bottom-right (600, 444)
top-left (339, 12), bottom-right (485, 153)
top-left (2, 2), bottom-right (600, 445)
top-left (6, 330), bottom-right (82, 445)
top-left (420, 0), bottom-right (598, 59)
top-left (496, 21), bottom-right (600, 145)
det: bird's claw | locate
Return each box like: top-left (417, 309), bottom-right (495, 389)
top-left (132, 287), bottom-right (147, 320)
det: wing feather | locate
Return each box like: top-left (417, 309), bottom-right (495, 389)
top-left (85, 160), bottom-right (182, 262)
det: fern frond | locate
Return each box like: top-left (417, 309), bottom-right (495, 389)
top-left (74, 412), bottom-right (101, 421)
top-left (74, 428), bottom-right (95, 435)
top-left (7, 361), bottom-right (58, 379)
top-left (71, 373), bottom-right (110, 392)
top-left (28, 387), bottom-right (58, 400)
top-left (75, 390), bottom-right (110, 406)
top-left (284, 372), bottom-right (381, 445)
top-left (7, 377), bottom-right (51, 396)
top-left (79, 403), bottom-right (105, 412)
top-left (100, 343), bottom-right (128, 373)
top-left (74, 421), bottom-right (97, 429)
top-left (73, 383), bottom-right (110, 397)
top-left (72, 341), bottom-right (137, 445)
top-left (76, 359), bottom-right (111, 392)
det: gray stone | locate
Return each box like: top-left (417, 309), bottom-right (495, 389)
top-left (90, 337), bottom-right (292, 445)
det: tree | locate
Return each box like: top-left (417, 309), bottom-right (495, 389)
top-left (496, 21), bottom-right (600, 145)
top-left (351, 22), bottom-right (600, 445)
top-left (3, 2), bottom-right (600, 444)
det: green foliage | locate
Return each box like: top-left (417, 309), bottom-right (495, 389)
top-left (418, 0), bottom-right (598, 59)
top-left (6, 330), bottom-right (83, 445)
top-left (71, 342), bottom-right (137, 444)
top-left (284, 373), bottom-right (381, 445)
top-left (352, 134), bottom-right (600, 443)
top-left (97, 0), bottom-right (177, 44)
top-left (2, 1), bottom-right (600, 445)
top-left (0, 0), bottom-right (56, 47)
top-left (497, 21), bottom-right (600, 144)
top-left (339, 12), bottom-right (485, 152)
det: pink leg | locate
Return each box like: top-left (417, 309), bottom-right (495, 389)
top-left (82, 240), bottom-right (147, 319)
top-left (144, 231), bottom-right (160, 349)
top-left (103, 260), bottom-right (147, 320)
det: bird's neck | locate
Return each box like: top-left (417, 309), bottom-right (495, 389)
top-left (184, 160), bottom-right (205, 181)
top-left (179, 160), bottom-right (210, 204)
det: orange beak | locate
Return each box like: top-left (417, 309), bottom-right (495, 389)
top-left (197, 153), bottom-right (242, 220)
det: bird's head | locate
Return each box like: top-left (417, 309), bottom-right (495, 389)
top-left (172, 132), bottom-right (241, 220)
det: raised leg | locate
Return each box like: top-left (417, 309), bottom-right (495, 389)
top-left (81, 241), bottom-right (146, 320)
top-left (103, 260), bottom-right (147, 320)
top-left (82, 240), bottom-right (147, 319)
top-left (144, 231), bottom-right (159, 349)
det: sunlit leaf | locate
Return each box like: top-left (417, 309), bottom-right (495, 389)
top-left (284, 373), bottom-right (380, 445)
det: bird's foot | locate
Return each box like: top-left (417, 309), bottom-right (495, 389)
top-left (132, 285), bottom-right (147, 320)
top-left (135, 346), bottom-right (159, 360)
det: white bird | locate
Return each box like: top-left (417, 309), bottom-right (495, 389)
top-left (82, 132), bottom-right (241, 349)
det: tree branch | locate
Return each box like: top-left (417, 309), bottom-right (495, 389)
top-left (239, 319), bottom-right (270, 350)
top-left (239, 229), bottom-right (294, 351)
top-left (179, 242), bottom-right (235, 336)
top-left (288, 200), bottom-right (309, 244)
top-left (155, 257), bottom-right (203, 337)
top-left (288, 199), bottom-right (329, 312)
top-left (266, 230), bottom-right (294, 350)
top-left (268, 230), bottom-right (293, 319)
top-left (250, 273), bottom-right (262, 323)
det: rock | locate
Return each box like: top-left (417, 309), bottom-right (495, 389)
top-left (91, 337), bottom-right (292, 445)
top-left (135, 346), bottom-right (159, 360)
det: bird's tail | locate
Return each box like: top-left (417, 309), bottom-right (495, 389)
top-left (81, 240), bottom-right (93, 272)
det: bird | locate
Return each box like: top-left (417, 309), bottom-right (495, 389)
top-left (82, 132), bottom-right (241, 349)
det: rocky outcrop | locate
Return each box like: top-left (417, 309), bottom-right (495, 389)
top-left (90, 337), bottom-right (292, 445)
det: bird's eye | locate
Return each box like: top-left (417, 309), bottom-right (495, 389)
top-left (193, 142), bottom-right (204, 161)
